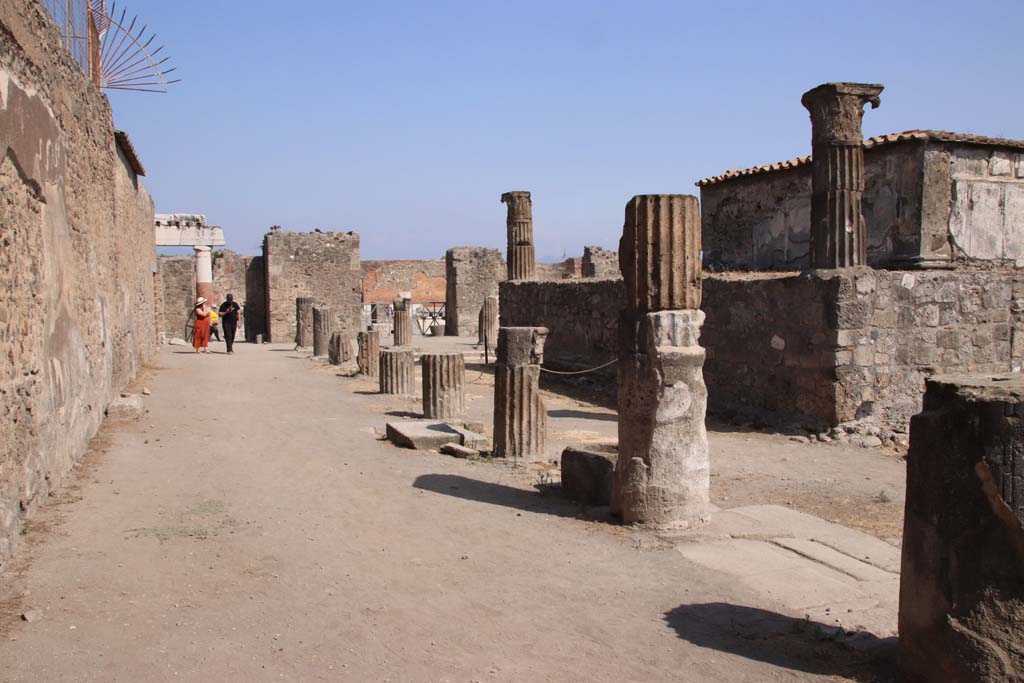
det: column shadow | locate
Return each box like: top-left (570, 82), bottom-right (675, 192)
top-left (663, 603), bottom-right (897, 682)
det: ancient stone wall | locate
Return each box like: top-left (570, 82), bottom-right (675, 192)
top-left (158, 256), bottom-right (195, 341)
top-left (263, 231), bottom-right (361, 342)
top-left (0, 0), bottom-right (158, 564)
top-left (243, 256), bottom-right (266, 341)
top-left (499, 279), bottom-right (624, 374)
top-left (536, 262), bottom-right (571, 280)
top-left (946, 145), bottom-right (1024, 266)
top-left (361, 259), bottom-right (446, 304)
top-left (444, 247), bottom-right (505, 337)
top-left (582, 246), bottom-right (621, 278)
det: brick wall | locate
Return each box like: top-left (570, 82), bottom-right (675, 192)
top-left (361, 259), bottom-right (446, 304)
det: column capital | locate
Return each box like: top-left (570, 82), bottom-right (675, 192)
top-left (500, 191), bottom-right (532, 219)
top-left (801, 82), bottom-right (883, 146)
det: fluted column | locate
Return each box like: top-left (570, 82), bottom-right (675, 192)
top-left (312, 305), bottom-right (332, 358)
top-left (358, 330), bottom-right (380, 378)
top-left (612, 194), bottom-right (709, 527)
top-left (393, 296), bottom-right (412, 347)
top-left (328, 333), bottom-right (353, 365)
top-left (502, 191), bottom-right (536, 281)
top-left (421, 352), bottom-right (466, 419)
top-left (493, 327), bottom-right (547, 463)
top-left (379, 348), bottom-right (415, 395)
top-left (295, 297), bottom-right (314, 348)
top-left (477, 295), bottom-right (498, 349)
top-left (801, 82), bottom-right (883, 269)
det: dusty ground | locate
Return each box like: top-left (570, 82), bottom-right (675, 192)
top-left (0, 339), bottom-right (904, 682)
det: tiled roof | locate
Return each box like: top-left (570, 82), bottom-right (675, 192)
top-left (114, 130), bottom-right (146, 177)
top-left (696, 130), bottom-right (1024, 187)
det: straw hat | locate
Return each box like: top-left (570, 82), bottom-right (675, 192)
top-left (195, 297), bottom-right (207, 306)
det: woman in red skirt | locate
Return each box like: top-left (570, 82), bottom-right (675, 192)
top-left (192, 297), bottom-right (211, 353)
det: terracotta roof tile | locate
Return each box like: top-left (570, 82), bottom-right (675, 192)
top-left (696, 129), bottom-right (1024, 187)
top-left (114, 130), bottom-right (146, 177)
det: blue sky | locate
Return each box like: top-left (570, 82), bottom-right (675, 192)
top-left (109, 0), bottom-right (1024, 260)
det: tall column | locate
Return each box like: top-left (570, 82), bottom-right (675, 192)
top-left (295, 297), bottom-right (314, 348)
top-left (502, 191), bottom-right (536, 281)
top-left (358, 330), bottom-right (380, 378)
top-left (493, 327), bottom-right (547, 463)
top-left (312, 305), bottom-right (332, 357)
top-left (421, 352), bottom-right (466, 419)
top-left (899, 374), bottom-right (1024, 682)
top-left (477, 295), bottom-right (498, 349)
top-left (801, 82), bottom-right (884, 269)
top-left (379, 348), bottom-right (415, 395)
top-left (611, 194), bottom-right (709, 527)
top-left (194, 245), bottom-right (213, 302)
top-left (393, 296), bottom-right (412, 347)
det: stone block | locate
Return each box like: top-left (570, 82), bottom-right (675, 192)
top-left (561, 448), bottom-right (616, 506)
top-left (386, 421), bottom-right (463, 450)
top-left (106, 395), bottom-right (144, 421)
top-left (439, 443), bottom-right (479, 459)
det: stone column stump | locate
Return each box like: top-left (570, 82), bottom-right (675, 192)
top-left (899, 374), bottom-right (1024, 683)
top-left (328, 333), bottom-right (354, 365)
top-left (393, 296), bottom-right (413, 347)
top-left (358, 330), bottom-right (381, 378)
top-left (493, 327), bottom-right (548, 463)
top-left (421, 352), bottom-right (466, 419)
top-left (312, 305), bottom-right (332, 358)
top-left (477, 295), bottom-right (498, 349)
top-left (611, 194), bottom-right (710, 527)
top-left (502, 191), bottom-right (536, 281)
top-left (379, 348), bottom-right (415, 395)
top-left (295, 297), bottom-right (314, 348)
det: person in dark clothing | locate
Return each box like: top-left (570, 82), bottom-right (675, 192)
top-left (218, 293), bottom-right (242, 354)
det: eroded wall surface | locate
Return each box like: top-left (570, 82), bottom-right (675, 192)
top-left (0, 0), bottom-right (158, 564)
top-left (263, 231), bottom-right (361, 342)
top-left (361, 259), bottom-right (446, 304)
top-left (444, 247), bottom-right (505, 337)
top-left (947, 147), bottom-right (1024, 266)
top-left (582, 246), bottom-right (620, 279)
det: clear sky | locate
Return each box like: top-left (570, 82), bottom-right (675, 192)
top-left (109, 0), bottom-right (1024, 260)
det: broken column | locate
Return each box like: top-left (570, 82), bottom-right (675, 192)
top-left (899, 374), bottom-right (1024, 682)
top-left (312, 305), bottom-right (332, 358)
top-left (194, 245), bottom-right (213, 303)
top-left (477, 295), bottom-right (498, 349)
top-left (801, 82), bottom-right (883, 269)
top-left (295, 297), bottom-right (314, 348)
top-left (421, 352), bottom-right (466, 419)
top-left (328, 333), bottom-right (353, 365)
top-left (358, 330), bottom-right (380, 378)
top-left (393, 296), bottom-right (412, 347)
top-left (502, 191), bottom-right (536, 281)
top-left (379, 348), bottom-right (415, 395)
top-left (493, 326), bottom-right (548, 463)
top-left (611, 194), bottom-right (709, 526)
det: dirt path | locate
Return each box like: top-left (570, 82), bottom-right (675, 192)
top-left (0, 343), bottom-right (898, 681)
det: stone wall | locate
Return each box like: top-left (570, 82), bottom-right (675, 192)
top-left (361, 259), bottom-right (446, 304)
top-left (158, 256), bottom-right (195, 341)
top-left (1, 0), bottom-right (158, 564)
top-left (444, 247), bottom-right (505, 337)
top-left (499, 280), bottom-right (624, 374)
top-left (243, 256), bottom-right (266, 342)
top-left (263, 231), bottom-right (361, 342)
top-left (536, 261), bottom-right (573, 280)
top-left (582, 246), bottom-right (621, 278)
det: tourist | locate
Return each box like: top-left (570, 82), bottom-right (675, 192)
top-left (192, 297), bottom-right (211, 353)
top-left (219, 293), bottom-right (242, 355)
top-left (209, 307), bottom-right (221, 342)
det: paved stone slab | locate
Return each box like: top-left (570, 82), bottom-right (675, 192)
top-left (386, 421), bottom-right (463, 450)
top-left (770, 537), bottom-right (895, 583)
top-left (439, 443), bottom-right (478, 459)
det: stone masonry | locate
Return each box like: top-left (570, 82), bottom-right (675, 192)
top-left (493, 327), bottom-right (548, 463)
top-left (502, 191), bottom-right (536, 281)
top-left (1, 0), bottom-right (159, 564)
top-left (421, 353), bottom-right (466, 419)
top-left (899, 374), bottom-right (1024, 682)
top-left (612, 195), bottom-right (710, 526)
top-left (263, 231), bottom-right (361, 343)
top-left (582, 246), bottom-right (621, 279)
top-left (444, 247), bottom-right (505, 337)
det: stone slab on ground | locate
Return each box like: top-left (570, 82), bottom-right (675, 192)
top-left (105, 395), bottom-right (144, 421)
top-left (439, 443), bottom-right (478, 459)
top-left (386, 420), bottom-right (488, 451)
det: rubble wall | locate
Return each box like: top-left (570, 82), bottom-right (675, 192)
top-left (582, 246), bottom-right (620, 278)
top-left (158, 256), bottom-right (195, 341)
top-left (263, 231), bottom-right (361, 342)
top-left (0, 0), bottom-right (158, 564)
top-left (444, 247), bottom-right (505, 337)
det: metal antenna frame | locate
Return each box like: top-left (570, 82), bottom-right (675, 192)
top-left (92, 1), bottom-right (181, 93)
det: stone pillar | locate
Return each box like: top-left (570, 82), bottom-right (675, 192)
top-left (312, 305), bottom-right (332, 358)
top-left (801, 82), bottom-right (884, 269)
top-left (295, 297), bottom-right (314, 348)
top-left (502, 191), bottom-right (536, 281)
top-left (393, 296), bottom-right (412, 347)
top-left (194, 245), bottom-right (213, 302)
top-left (328, 333), bottom-right (353, 365)
top-left (611, 194), bottom-right (709, 527)
top-left (358, 330), bottom-right (380, 378)
top-left (379, 348), bottom-right (415, 395)
top-left (899, 374), bottom-right (1024, 682)
top-left (421, 352), bottom-right (466, 419)
top-left (477, 295), bottom-right (498, 349)
top-left (493, 327), bottom-right (548, 463)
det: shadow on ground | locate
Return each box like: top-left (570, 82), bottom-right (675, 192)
top-left (664, 603), bottom-right (897, 682)
top-left (548, 409), bottom-right (617, 422)
top-left (413, 474), bottom-right (611, 521)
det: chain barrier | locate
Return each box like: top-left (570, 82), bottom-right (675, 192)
top-left (539, 358), bottom-right (618, 376)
